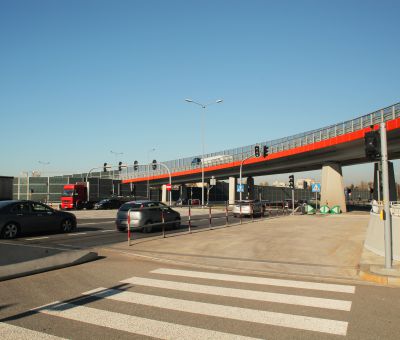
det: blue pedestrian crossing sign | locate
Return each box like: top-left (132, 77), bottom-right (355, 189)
top-left (311, 183), bottom-right (321, 193)
top-left (237, 184), bottom-right (244, 192)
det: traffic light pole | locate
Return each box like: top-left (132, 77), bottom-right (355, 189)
top-left (239, 154), bottom-right (255, 201)
top-left (132, 161), bottom-right (172, 206)
top-left (292, 188), bottom-right (295, 215)
top-left (155, 162), bottom-right (172, 206)
top-left (380, 122), bottom-right (392, 269)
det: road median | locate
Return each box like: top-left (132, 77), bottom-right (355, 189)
top-left (0, 244), bottom-right (98, 281)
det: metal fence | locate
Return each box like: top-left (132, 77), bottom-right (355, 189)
top-left (125, 202), bottom-right (292, 244)
top-left (12, 176), bottom-right (131, 203)
top-left (12, 175), bottom-right (320, 205)
top-left (123, 103), bottom-right (400, 179)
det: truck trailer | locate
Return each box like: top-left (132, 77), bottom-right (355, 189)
top-left (60, 178), bottom-right (122, 209)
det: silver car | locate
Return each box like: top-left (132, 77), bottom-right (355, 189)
top-left (116, 200), bottom-right (181, 233)
top-left (232, 200), bottom-right (265, 217)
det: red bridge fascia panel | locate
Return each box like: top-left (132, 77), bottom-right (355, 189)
top-left (122, 118), bottom-right (400, 184)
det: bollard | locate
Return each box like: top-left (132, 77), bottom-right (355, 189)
top-left (225, 201), bottom-right (229, 225)
top-left (240, 203), bottom-right (243, 224)
top-left (127, 208), bottom-right (131, 246)
top-left (251, 203), bottom-right (254, 222)
top-left (162, 209), bottom-right (165, 238)
top-left (209, 206), bottom-right (212, 229)
top-left (188, 205), bottom-right (192, 233)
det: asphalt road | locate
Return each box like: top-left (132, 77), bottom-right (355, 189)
top-left (0, 210), bottom-right (284, 252)
top-left (1, 251), bottom-right (399, 339)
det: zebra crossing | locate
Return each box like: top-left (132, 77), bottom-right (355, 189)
top-left (1, 268), bottom-right (356, 339)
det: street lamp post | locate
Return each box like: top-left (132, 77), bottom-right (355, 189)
top-left (185, 98), bottom-right (223, 206)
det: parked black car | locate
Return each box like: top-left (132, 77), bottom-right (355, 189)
top-left (94, 198), bottom-right (126, 210)
top-left (0, 200), bottom-right (77, 239)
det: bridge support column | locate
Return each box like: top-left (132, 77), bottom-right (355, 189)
top-left (229, 177), bottom-right (236, 205)
top-left (320, 163), bottom-right (347, 212)
top-left (161, 185), bottom-right (167, 203)
top-left (247, 177), bottom-right (255, 200)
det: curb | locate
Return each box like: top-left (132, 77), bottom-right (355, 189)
top-left (359, 265), bottom-right (400, 287)
top-left (0, 250), bottom-right (99, 282)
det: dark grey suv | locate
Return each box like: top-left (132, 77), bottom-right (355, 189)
top-left (116, 200), bottom-right (181, 233)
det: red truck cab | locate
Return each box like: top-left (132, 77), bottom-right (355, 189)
top-left (61, 183), bottom-right (87, 209)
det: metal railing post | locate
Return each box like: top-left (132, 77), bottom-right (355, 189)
top-left (162, 209), bottom-right (165, 238)
top-left (225, 201), bottom-right (229, 225)
top-left (127, 208), bottom-right (131, 246)
top-left (188, 205), bottom-right (192, 233)
top-left (209, 206), bottom-right (212, 229)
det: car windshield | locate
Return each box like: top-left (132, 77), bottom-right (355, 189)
top-left (99, 199), bottom-right (109, 204)
top-left (119, 203), bottom-right (142, 211)
top-left (62, 189), bottom-right (74, 197)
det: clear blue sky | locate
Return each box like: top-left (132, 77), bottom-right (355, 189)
top-left (0, 0), bottom-right (399, 184)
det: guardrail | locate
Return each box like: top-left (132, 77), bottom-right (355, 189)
top-left (124, 103), bottom-right (400, 180)
top-left (370, 201), bottom-right (400, 217)
top-left (124, 202), bottom-right (292, 245)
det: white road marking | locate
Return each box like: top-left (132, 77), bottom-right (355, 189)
top-left (36, 302), bottom-right (260, 340)
top-left (83, 287), bottom-right (348, 335)
top-left (24, 237), bottom-right (49, 241)
top-left (0, 322), bottom-right (66, 339)
top-left (67, 232), bottom-right (87, 236)
top-left (101, 230), bottom-right (114, 232)
top-left (151, 268), bottom-right (356, 294)
top-left (78, 221), bottom-right (114, 226)
top-left (121, 277), bottom-right (352, 311)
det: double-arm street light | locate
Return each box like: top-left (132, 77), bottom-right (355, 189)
top-left (38, 160), bottom-right (50, 176)
top-left (185, 98), bottom-right (223, 206)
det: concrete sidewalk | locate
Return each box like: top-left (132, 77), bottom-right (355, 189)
top-left (105, 214), bottom-right (369, 281)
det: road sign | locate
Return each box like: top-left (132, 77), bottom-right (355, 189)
top-left (311, 183), bottom-right (321, 193)
top-left (166, 183), bottom-right (172, 191)
top-left (237, 184), bottom-right (244, 192)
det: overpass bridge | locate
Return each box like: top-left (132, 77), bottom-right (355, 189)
top-left (122, 103), bottom-right (400, 211)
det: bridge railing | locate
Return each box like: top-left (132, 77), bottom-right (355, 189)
top-left (123, 103), bottom-right (400, 180)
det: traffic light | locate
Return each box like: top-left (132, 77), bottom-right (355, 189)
top-left (254, 145), bottom-right (260, 157)
top-left (133, 160), bottom-right (138, 171)
top-left (364, 130), bottom-right (380, 160)
top-left (289, 175), bottom-right (294, 189)
top-left (263, 145), bottom-right (269, 158)
top-left (152, 159), bottom-right (157, 170)
top-left (118, 161), bottom-right (122, 171)
top-left (103, 162), bottom-right (108, 172)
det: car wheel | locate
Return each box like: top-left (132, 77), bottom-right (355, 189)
top-left (60, 219), bottom-right (74, 233)
top-left (142, 220), bottom-right (153, 233)
top-left (1, 223), bottom-right (19, 239)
